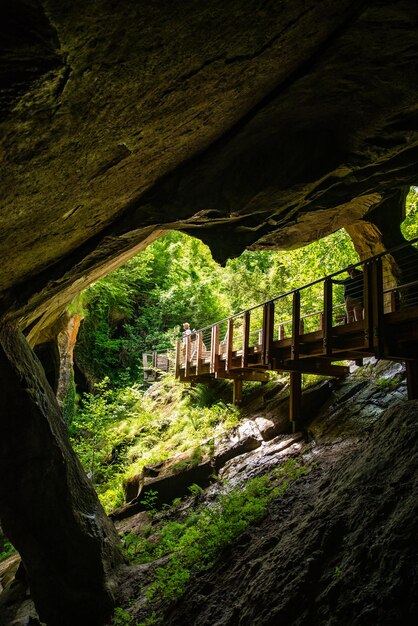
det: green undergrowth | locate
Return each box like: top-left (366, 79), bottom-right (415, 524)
top-left (0, 539), bottom-right (16, 563)
top-left (119, 459), bottom-right (310, 625)
top-left (69, 374), bottom-right (240, 512)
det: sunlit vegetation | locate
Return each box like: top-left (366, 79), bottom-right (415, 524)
top-left (67, 189), bottom-right (418, 510)
top-left (68, 226), bottom-right (361, 512)
top-left (69, 374), bottom-right (240, 512)
top-left (0, 538), bottom-right (16, 563)
top-left (74, 227), bottom-right (359, 387)
top-left (401, 186), bottom-right (418, 240)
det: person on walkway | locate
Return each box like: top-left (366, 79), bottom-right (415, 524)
top-left (182, 322), bottom-right (195, 354)
top-left (182, 322), bottom-right (192, 343)
top-left (333, 265), bottom-right (364, 323)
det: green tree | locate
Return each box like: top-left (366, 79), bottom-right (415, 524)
top-left (401, 186), bottom-right (418, 240)
top-left (75, 228), bottom-right (359, 385)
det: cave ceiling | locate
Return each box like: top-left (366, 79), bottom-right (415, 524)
top-left (1, 0), bottom-right (418, 335)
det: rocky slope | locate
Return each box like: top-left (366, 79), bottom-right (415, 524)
top-left (1, 351), bottom-right (416, 626)
top-left (164, 394), bottom-right (417, 625)
top-left (108, 361), bottom-right (416, 625)
top-left (3, 359), bottom-right (411, 626)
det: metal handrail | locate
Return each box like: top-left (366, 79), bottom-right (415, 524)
top-left (189, 236), bottom-right (418, 335)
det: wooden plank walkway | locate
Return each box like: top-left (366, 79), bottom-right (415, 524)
top-left (175, 237), bottom-right (418, 428)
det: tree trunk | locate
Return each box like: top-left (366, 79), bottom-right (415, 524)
top-left (0, 322), bottom-right (124, 625)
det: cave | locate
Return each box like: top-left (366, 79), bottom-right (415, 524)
top-left (1, 1), bottom-right (418, 624)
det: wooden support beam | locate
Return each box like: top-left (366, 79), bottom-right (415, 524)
top-left (242, 311), bottom-right (250, 368)
top-left (406, 360), bottom-right (418, 400)
top-left (278, 361), bottom-right (349, 377)
top-left (225, 318), bottom-right (234, 372)
top-left (262, 301), bottom-right (275, 366)
top-left (291, 290), bottom-right (300, 361)
top-left (184, 335), bottom-right (191, 379)
top-left (323, 277), bottom-right (333, 357)
top-left (175, 341), bottom-right (181, 378)
top-left (371, 258), bottom-right (384, 358)
top-left (215, 369), bottom-right (269, 382)
top-left (363, 262), bottom-right (374, 351)
top-left (289, 371), bottom-right (302, 432)
top-left (210, 324), bottom-right (220, 374)
top-left (233, 379), bottom-right (243, 405)
top-left (196, 331), bottom-right (203, 375)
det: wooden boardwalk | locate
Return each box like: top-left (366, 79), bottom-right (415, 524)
top-left (175, 238), bottom-right (418, 428)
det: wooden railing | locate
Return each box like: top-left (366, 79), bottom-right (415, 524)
top-left (175, 237), bottom-right (418, 413)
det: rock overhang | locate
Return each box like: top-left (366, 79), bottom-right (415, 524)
top-left (1, 0), bottom-right (418, 331)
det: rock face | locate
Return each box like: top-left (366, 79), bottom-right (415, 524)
top-left (164, 399), bottom-right (418, 626)
top-left (56, 312), bottom-right (82, 405)
top-left (1, 0), bottom-right (418, 332)
top-left (0, 323), bottom-right (125, 626)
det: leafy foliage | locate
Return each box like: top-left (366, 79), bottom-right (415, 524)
top-left (74, 227), bottom-right (361, 386)
top-left (0, 539), bottom-right (16, 563)
top-left (69, 374), bottom-right (240, 512)
top-left (113, 607), bottom-right (136, 626)
top-left (69, 225), bottom-right (359, 510)
top-left (401, 186), bottom-right (418, 240)
top-left (75, 232), bottom-right (231, 385)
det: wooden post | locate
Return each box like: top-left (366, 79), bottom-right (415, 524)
top-left (175, 341), bottom-right (181, 378)
top-left (242, 311), bottom-right (250, 368)
top-left (363, 263), bottom-right (374, 351)
top-left (323, 277), bottom-right (333, 357)
top-left (262, 301), bottom-right (274, 366)
top-left (196, 331), bottom-right (203, 375)
top-left (184, 335), bottom-right (191, 379)
top-left (225, 318), bottom-right (234, 372)
top-left (390, 290), bottom-right (397, 313)
top-left (210, 324), bottom-right (220, 374)
top-left (371, 258), bottom-right (384, 358)
top-left (299, 319), bottom-right (304, 335)
top-left (143, 353), bottom-right (149, 381)
top-left (278, 324), bottom-right (285, 340)
top-left (291, 290), bottom-right (300, 361)
top-left (233, 379), bottom-right (243, 405)
top-left (406, 361), bottom-right (418, 400)
top-left (289, 371), bottom-right (302, 432)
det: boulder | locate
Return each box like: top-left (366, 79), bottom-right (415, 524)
top-left (254, 417), bottom-right (278, 441)
top-left (214, 420), bottom-right (263, 471)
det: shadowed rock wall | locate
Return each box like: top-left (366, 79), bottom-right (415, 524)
top-left (0, 0), bottom-right (418, 333)
top-left (0, 323), bottom-right (125, 625)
